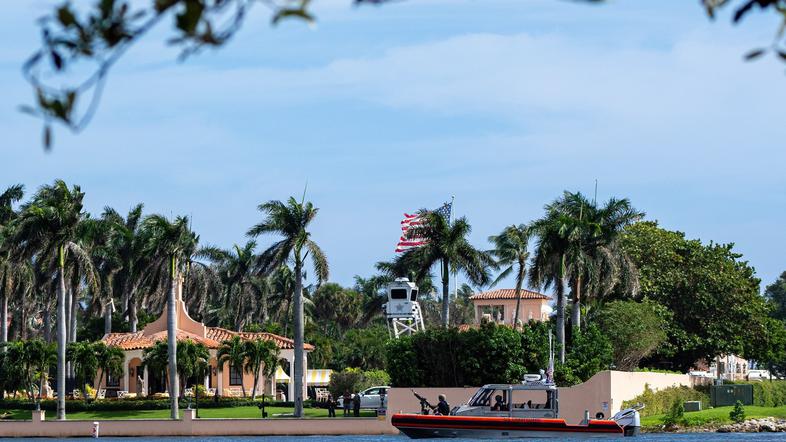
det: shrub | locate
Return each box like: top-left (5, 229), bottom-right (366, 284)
top-left (386, 322), bottom-right (525, 387)
top-left (622, 384), bottom-right (709, 417)
top-left (661, 399), bottom-right (685, 428)
top-left (597, 300), bottom-right (670, 371)
top-left (327, 368), bottom-right (391, 397)
top-left (747, 380), bottom-right (786, 407)
top-left (729, 400), bottom-right (745, 423)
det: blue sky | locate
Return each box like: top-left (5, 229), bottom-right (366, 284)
top-left (1, 0), bottom-right (785, 292)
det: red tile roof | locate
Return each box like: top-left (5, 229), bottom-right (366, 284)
top-left (469, 289), bottom-right (549, 301)
top-left (102, 327), bottom-right (312, 351)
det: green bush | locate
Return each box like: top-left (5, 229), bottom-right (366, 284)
top-left (622, 384), bottom-right (709, 417)
top-left (747, 381), bottom-right (786, 407)
top-left (661, 399), bottom-right (685, 427)
top-left (729, 400), bottom-right (746, 423)
top-left (327, 368), bottom-right (391, 397)
top-left (386, 322), bottom-right (524, 387)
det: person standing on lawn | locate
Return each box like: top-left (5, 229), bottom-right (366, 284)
top-left (327, 393), bottom-right (336, 417)
top-left (353, 393), bottom-right (361, 417)
top-left (343, 391), bottom-right (351, 416)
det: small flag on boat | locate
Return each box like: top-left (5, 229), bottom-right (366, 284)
top-left (395, 201), bottom-right (452, 253)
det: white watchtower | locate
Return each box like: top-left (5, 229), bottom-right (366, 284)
top-left (382, 277), bottom-right (426, 338)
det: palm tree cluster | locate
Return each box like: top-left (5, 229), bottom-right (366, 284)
top-left (0, 182), bottom-right (328, 419)
top-left (391, 191), bottom-right (643, 363)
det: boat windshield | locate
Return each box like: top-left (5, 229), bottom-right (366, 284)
top-left (468, 388), bottom-right (495, 407)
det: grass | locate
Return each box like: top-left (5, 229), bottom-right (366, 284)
top-left (641, 405), bottom-right (786, 430)
top-left (1, 406), bottom-right (377, 421)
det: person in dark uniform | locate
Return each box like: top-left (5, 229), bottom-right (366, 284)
top-left (491, 394), bottom-right (508, 411)
top-left (352, 393), bottom-right (361, 417)
top-left (436, 394), bottom-right (450, 416)
top-left (327, 393), bottom-right (336, 417)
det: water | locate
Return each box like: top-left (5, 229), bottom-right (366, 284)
top-left (3, 435), bottom-right (783, 441)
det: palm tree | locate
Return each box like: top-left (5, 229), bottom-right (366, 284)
top-left (0, 184), bottom-right (24, 346)
top-left (94, 343), bottom-right (124, 399)
top-left (100, 204), bottom-right (146, 332)
top-left (11, 180), bottom-right (93, 419)
top-left (547, 192), bottom-right (643, 327)
top-left (267, 265), bottom-right (296, 335)
top-left (200, 241), bottom-right (264, 331)
top-left (243, 338), bottom-right (279, 400)
top-left (176, 339), bottom-right (210, 399)
top-left (247, 197), bottom-right (329, 418)
top-left (26, 339), bottom-right (57, 408)
top-left (67, 341), bottom-right (99, 402)
top-left (217, 336), bottom-right (248, 398)
top-left (489, 224), bottom-right (531, 330)
top-left (399, 211), bottom-right (494, 327)
top-left (140, 214), bottom-right (195, 419)
top-left (142, 340), bottom-right (169, 393)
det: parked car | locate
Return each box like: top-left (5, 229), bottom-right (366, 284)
top-left (337, 386), bottom-right (390, 409)
top-left (747, 369), bottom-right (771, 381)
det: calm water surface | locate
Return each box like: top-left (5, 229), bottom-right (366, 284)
top-left (4, 435), bottom-right (784, 441)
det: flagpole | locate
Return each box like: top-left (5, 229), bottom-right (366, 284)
top-left (450, 196), bottom-right (457, 302)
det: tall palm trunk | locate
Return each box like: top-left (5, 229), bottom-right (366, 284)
top-left (293, 260), bottom-right (304, 417)
top-left (56, 245), bottom-right (67, 420)
top-left (129, 292), bottom-right (138, 333)
top-left (104, 302), bottom-right (112, 335)
top-left (556, 255), bottom-right (566, 364)
top-left (0, 286), bottom-right (7, 346)
top-left (167, 256), bottom-right (179, 419)
top-left (441, 259), bottom-right (450, 328)
top-left (512, 266), bottom-right (524, 330)
top-left (43, 300), bottom-right (51, 343)
top-left (69, 286), bottom-right (78, 343)
top-left (571, 276), bottom-right (582, 330)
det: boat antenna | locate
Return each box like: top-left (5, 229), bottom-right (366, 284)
top-left (547, 331), bottom-right (555, 383)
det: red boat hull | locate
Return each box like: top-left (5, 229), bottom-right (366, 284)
top-left (391, 413), bottom-right (626, 439)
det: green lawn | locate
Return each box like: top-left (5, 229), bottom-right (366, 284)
top-left (1, 406), bottom-right (377, 421)
top-left (641, 405), bottom-right (786, 430)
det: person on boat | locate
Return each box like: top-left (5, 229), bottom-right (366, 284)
top-left (436, 394), bottom-right (450, 416)
top-left (491, 395), bottom-right (508, 411)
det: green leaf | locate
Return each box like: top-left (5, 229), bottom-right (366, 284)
top-left (57, 6), bottom-right (77, 27)
top-left (744, 48), bottom-right (766, 61)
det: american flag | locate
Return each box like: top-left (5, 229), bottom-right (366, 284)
top-left (395, 202), bottom-right (452, 253)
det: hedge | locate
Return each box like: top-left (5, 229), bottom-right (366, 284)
top-left (621, 385), bottom-right (709, 417)
top-left (0, 397), bottom-right (312, 412)
top-left (735, 380), bottom-right (786, 407)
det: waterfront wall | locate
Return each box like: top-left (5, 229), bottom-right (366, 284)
top-left (0, 371), bottom-right (694, 437)
top-left (0, 410), bottom-right (396, 437)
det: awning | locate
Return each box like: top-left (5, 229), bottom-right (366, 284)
top-left (306, 369), bottom-right (333, 386)
top-left (274, 368), bottom-right (333, 385)
top-left (275, 367), bottom-right (290, 383)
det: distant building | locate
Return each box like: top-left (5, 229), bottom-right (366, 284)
top-left (469, 289), bottom-right (552, 326)
top-left (100, 277), bottom-right (313, 401)
top-left (692, 354), bottom-right (749, 381)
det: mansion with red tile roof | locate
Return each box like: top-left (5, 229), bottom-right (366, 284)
top-left (100, 278), bottom-right (313, 401)
top-left (469, 288), bottom-right (552, 326)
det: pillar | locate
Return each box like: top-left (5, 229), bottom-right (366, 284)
top-left (122, 356), bottom-right (130, 392)
top-left (216, 361), bottom-right (223, 396)
top-left (287, 356), bottom-right (294, 402)
top-left (142, 366), bottom-right (149, 397)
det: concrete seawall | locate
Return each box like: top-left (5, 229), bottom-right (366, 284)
top-left (0, 371), bottom-right (694, 437)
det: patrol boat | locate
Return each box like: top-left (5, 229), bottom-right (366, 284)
top-left (391, 376), bottom-right (641, 439)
